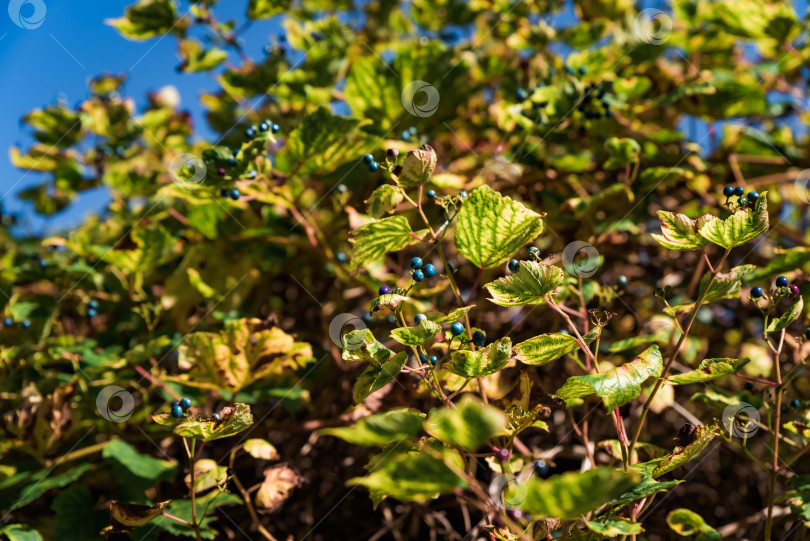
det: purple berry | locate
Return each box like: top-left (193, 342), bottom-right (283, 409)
top-left (495, 448), bottom-right (510, 461)
top-left (378, 285), bottom-right (391, 295)
top-left (789, 285), bottom-right (800, 297)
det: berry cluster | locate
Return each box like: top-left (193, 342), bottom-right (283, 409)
top-left (750, 276), bottom-right (800, 300)
top-left (362, 153), bottom-right (379, 172)
top-left (3, 318), bottom-right (31, 329)
top-left (170, 397), bottom-right (193, 418)
top-left (245, 119), bottom-right (280, 139)
top-left (408, 256), bottom-right (437, 283)
top-left (507, 246), bottom-right (541, 273)
top-left (722, 185), bottom-right (759, 209)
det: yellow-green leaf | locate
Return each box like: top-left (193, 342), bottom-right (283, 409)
top-left (668, 358), bottom-right (750, 385)
top-left (446, 338), bottom-right (511, 378)
top-left (424, 395), bottom-right (506, 451)
top-left (484, 260), bottom-right (564, 307)
top-left (697, 191), bottom-right (769, 249)
top-left (514, 329), bottom-right (597, 366)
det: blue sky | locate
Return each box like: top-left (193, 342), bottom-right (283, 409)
top-left (1, 0), bottom-right (808, 235)
top-left (0, 0), bottom-right (284, 234)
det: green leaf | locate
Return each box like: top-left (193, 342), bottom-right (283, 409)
top-left (354, 351), bottom-right (407, 403)
top-left (52, 484), bottom-right (107, 541)
top-left (429, 306), bottom-right (474, 323)
top-left (390, 319), bottom-right (441, 347)
top-left (611, 475), bottom-right (681, 506)
top-left (106, 0), bottom-right (178, 41)
top-left (242, 439), bottom-right (279, 460)
top-left (454, 185), bottom-right (544, 269)
top-left (150, 490), bottom-right (241, 539)
top-left (391, 145), bottom-right (437, 187)
top-left (321, 408), bottom-right (425, 446)
top-left (446, 338), bottom-right (511, 378)
top-left (603, 137), bottom-right (641, 169)
top-left (365, 184), bottom-right (405, 218)
top-left (178, 39), bottom-right (228, 72)
top-left (766, 297), bottom-right (804, 334)
top-left (586, 518), bottom-right (643, 536)
top-left (95, 225), bottom-right (176, 274)
top-left (347, 448), bottom-right (466, 502)
top-left (247, 0), bottom-right (291, 19)
top-left (153, 403), bottom-right (253, 441)
top-left (484, 261), bottom-right (565, 307)
top-left (653, 423), bottom-right (718, 478)
top-left (0, 525), bottom-right (43, 541)
top-left (341, 328), bottom-right (392, 365)
top-left (697, 191), bottom-right (769, 249)
top-left (349, 215), bottom-right (420, 270)
top-left (102, 440), bottom-right (176, 482)
top-left (344, 56), bottom-right (403, 131)
top-left (0, 463), bottom-right (92, 512)
top-left (520, 468), bottom-right (642, 519)
top-left (279, 107), bottom-right (374, 176)
top-left (668, 358), bottom-right (750, 385)
top-left (424, 395), bottom-right (507, 451)
top-left (667, 508), bottom-right (721, 540)
top-left (651, 211), bottom-right (711, 251)
top-left (556, 345), bottom-right (663, 411)
top-left (743, 247), bottom-right (810, 283)
top-left (513, 329), bottom-right (597, 366)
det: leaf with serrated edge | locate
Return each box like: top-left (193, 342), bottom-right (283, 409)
top-left (446, 338), bottom-right (511, 378)
top-left (653, 423), bottom-right (718, 478)
top-left (520, 468), bottom-right (642, 519)
top-left (429, 306), bottom-right (474, 323)
top-left (514, 329), bottom-right (597, 366)
top-left (698, 191), bottom-right (769, 248)
top-left (651, 211), bottom-right (710, 251)
top-left (321, 409), bottom-right (425, 446)
top-left (391, 145), bottom-right (437, 186)
top-left (484, 260), bottom-right (564, 307)
top-left (365, 184), bottom-right (405, 218)
top-left (342, 328), bottom-right (392, 365)
top-left (586, 519), bottom-right (643, 536)
top-left (349, 215), bottom-right (420, 270)
top-left (152, 403), bottom-right (253, 441)
top-left (455, 185), bottom-right (544, 269)
top-left (556, 345), bottom-right (663, 411)
top-left (353, 351), bottom-right (407, 403)
top-left (390, 319), bottom-right (441, 347)
top-left (766, 297), bottom-right (804, 334)
top-left (424, 395), bottom-right (507, 451)
top-left (668, 358), bottom-right (749, 385)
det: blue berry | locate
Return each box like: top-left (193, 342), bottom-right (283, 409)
top-left (229, 188), bottom-right (241, 201)
top-left (472, 331), bottom-right (486, 347)
top-left (412, 270), bottom-right (425, 282)
top-left (781, 404), bottom-right (789, 414)
top-left (88, 299), bottom-right (99, 309)
top-left (180, 397), bottom-right (192, 410)
top-left (751, 287), bottom-right (764, 298)
top-left (414, 314), bottom-right (426, 324)
top-left (410, 257), bottom-right (423, 270)
top-left (171, 400), bottom-right (180, 408)
top-left (533, 460), bottom-right (550, 478)
top-left (271, 123), bottom-right (280, 134)
top-left (739, 197), bottom-right (748, 206)
top-left (336, 252), bottom-right (348, 263)
top-left (336, 184), bottom-right (348, 194)
top-left (429, 355), bottom-right (438, 365)
top-left (259, 121), bottom-right (270, 132)
top-left (419, 353), bottom-right (428, 364)
top-left (618, 275), bottom-right (628, 287)
top-left (516, 88), bottom-right (529, 101)
top-left (748, 191), bottom-right (759, 202)
top-left (220, 188), bottom-right (229, 198)
top-left (422, 264), bottom-right (436, 277)
top-left (459, 190), bottom-right (468, 199)
top-left (3, 318), bottom-right (11, 327)
top-left (744, 382), bottom-right (753, 391)
top-left (368, 162), bottom-right (379, 172)
top-left (446, 263), bottom-right (456, 274)
top-left (776, 276), bottom-right (789, 288)
top-left (426, 189), bottom-right (436, 199)
top-left (21, 320), bottom-right (31, 329)
top-left (246, 169), bottom-right (257, 179)
top-left (87, 308), bottom-right (98, 318)
top-left (39, 258), bottom-right (48, 269)
top-left (386, 314), bottom-right (396, 324)
top-left (227, 158), bottom-right (237, 167)
top-left (508, 259), bottom-right (520, 273)
top-left (805, 328), bottom-right (810, 340)
top-left (733, 186), bottom-right (745, 196)
top-left (792, 399), bottom-right (801, 409)
top-left (450, 322), bottom-right (464, 336)
top-left (723, 186), bottom-right (734, 197)
top-left (171, 405), bottom-right (184, 418)
top-left (378, 285), bottom-right (391, 295)
top-left (212, 413), bottom-right (221, 421)
top-left (245, 126), bottom-right (257, 138)
top-left (362, 153), bottom-right (374, 165)
top-left (559, 329), bottom-right (570, 335)
top-left (362, 313), bottom-right (373, 324)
